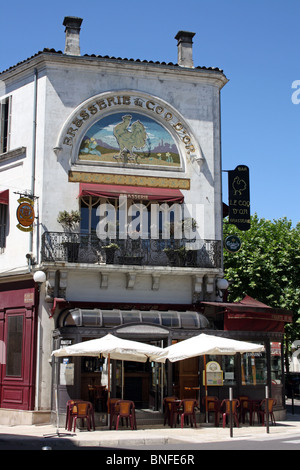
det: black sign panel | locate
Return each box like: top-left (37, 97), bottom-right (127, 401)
top-left (228, 165), bottom-right (250, 231)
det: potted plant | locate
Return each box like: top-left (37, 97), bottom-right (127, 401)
top-left (163, 247), bottom-right (181, 266)
top-left (57, 210), bottom-right (81, 231)
top-left (163, 246), bottom-right (195, 267)
top-left (103, 242), bottom-right (120, 264)
top-left (57, 210), bottom-right (81, 261)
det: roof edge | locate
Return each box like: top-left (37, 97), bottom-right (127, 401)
top-left (0, 49), bottom-right (227, 83)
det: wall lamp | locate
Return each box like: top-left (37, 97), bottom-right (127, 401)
top-left (33, 270), bottom-right (46, 291)
top-left (216, 278), bottom-right (229, 299)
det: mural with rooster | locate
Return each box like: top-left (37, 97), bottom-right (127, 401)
top-left (78, 112), bottom-right (181, 168)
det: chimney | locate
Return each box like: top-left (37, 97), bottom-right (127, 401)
top-left (175, 31), bottom-right (195, 68)
top-left (63, 16), bottom-right (83, 56)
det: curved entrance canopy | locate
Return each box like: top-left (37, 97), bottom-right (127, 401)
top-left (58, 308), bottom-right (210, 330)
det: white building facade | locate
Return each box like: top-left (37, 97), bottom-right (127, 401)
top-left (0, 17), bottom-right (229, 423)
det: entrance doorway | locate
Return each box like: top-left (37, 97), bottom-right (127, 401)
top-left (115, 358), bottom-right (164, 410)
top-left (78, 346), bottom-right (165, 411)
top-left (173, 357), bottom-right (200, 401)
top-left (123, 361), bottom-right (150, 408)
top-left (116, 361), bottom-right (165, 411)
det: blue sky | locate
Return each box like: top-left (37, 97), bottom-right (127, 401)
top-left (1, 0), bottom-right (299, 226)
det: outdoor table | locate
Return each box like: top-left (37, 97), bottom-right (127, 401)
top-left (88, 385), bottom-right (107, 412)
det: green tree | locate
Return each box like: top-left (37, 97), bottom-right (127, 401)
top-left (223, 214), bottom-right (300, 349)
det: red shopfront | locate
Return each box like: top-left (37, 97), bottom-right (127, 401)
top-left (201, 295), bottom-right (293, 409)
top-left (0, 279), bottom-right (38, 410)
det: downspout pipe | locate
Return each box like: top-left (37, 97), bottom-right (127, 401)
top-left (29, 68), bottom-right (38, 256)
top-left (30, 69), bottom-right (40, 411)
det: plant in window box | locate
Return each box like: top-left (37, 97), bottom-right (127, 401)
top-left (103, 242), bottom-right (120, 264)
top-left (176, 246), bottom-right (198, 266)
top-left (175, 246), bottom-right (188, 266)
top-left (57, 210), bottom-right (81, 231)
top-left (163, 245), bottom-right (196, 267)
top-left (57, 210), bottom-right (81, 261)
top-left (163, 246), bottom-right (182, 266)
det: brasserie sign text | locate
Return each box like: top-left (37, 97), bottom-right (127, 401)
top-left (62, 93), bottom-right (196, 155)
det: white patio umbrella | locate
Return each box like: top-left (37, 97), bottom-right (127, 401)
top-left (149, 333), bottom-right (265, 422)
top-left (150, 333), bottom-right (265, 363)
top-left (52, 333), bottom-right (163, 362)
top-left (52, 333), bottom-right (163, 426)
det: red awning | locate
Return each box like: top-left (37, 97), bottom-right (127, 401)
top-left (201, 295), bottom-right (293, 333)
top-left (79, 183), bottom-right (184, 203)
top-left (0, 190), bottom-right (9, 205)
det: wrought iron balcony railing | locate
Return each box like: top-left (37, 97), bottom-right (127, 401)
top-left (41, 232), bottom-right (221, 268)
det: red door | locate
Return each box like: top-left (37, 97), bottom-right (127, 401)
top-left (0, 283), bottom-right (37, 410)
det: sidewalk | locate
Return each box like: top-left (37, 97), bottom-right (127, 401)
top-left (0, 404), bottom-right (299, 449)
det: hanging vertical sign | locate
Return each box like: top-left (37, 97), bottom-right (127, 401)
top-left (16, 197), bottom-right (35, 232)
top-left (228, 165), bottom-right (250, 231)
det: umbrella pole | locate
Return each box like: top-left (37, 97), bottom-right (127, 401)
top-left (44, 359), bottom-right (74, 438)
top-left (121, 361), bottom-right (124, 400)
top-left (107, 354), bottom-right (111, 429)
top-left (204, 354), bottom-right (208, 423)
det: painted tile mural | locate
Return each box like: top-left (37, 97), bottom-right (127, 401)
top-left (78, 113), bottom-right (181, 168)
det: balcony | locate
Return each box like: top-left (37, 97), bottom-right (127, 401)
top-left (41, 232), bottom-right (221, 269)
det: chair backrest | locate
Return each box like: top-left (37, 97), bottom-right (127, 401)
top-left (69, 402), bottom-right (78, 414)
top-left (181, 399), bottom-right (197, 413)
top-left (117, 400), bottom-right (134, 416)
top-left (76, 402), bottom-right (89, 417)
top-left (107, 397), bottom-right (119, 408)
top-left (261, 398), bottom-right (276, 412)
top-left (239, 396), bottom-right (249, 409)
top-left (68, 399), bottom-right (84, 415)
top-left (222, 399), bottom-right (240, 413)
top-left (204, 396), bottom-right (218, 411)
top-left (164, 396), bottom-right (178, 410)
top-left (107, 397), bottom-right (120, 414)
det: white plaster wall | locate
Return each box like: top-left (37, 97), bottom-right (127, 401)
top-left (40, 61), bottom-right (224, 242)
top-left (0, 53), bottom-right (226, 414)
top-left (0, 73), bottom-right (48, 272)
top-left (66, 270), bottom-right (192, 305)
top-left (0, 58), bottom-right (224, 275)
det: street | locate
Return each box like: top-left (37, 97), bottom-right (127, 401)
top-left (118, 434), bottom-right (300, 451)
top-left (0, 402), bottom-right (299, 453)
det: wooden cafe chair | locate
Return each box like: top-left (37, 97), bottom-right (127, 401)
top-left (259, 398), bottom-right (277, 426)
top-left (69, 401), bottom-right (95, 432)
top-left (221, 399), bottom-right (240, 428)
top-left (178, 399), bottom-right (198, 428)
top-left (163, 396), bottom-right (179, 426)
top-left (202, 396), bottom-right (220, 426)
top-left (115, 400), bottom-right (137, 430)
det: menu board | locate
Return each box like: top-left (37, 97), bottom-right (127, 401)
top-left (203, 361), bottom-right (224, 386)
top-left (203, 371), bottom-right (223, 386)
top-left (60, 363), bottom-right (74, 386)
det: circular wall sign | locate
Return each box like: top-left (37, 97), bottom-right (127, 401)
top-left (17, 202), bottom-right (34, 226)
top-left (16, 198), bottom-right (35, 231)
top-left (224, 235), bottom-right (242, 253)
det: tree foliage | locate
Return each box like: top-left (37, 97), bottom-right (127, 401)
top-left (223, 214), bottom-right (300, 343)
